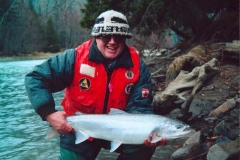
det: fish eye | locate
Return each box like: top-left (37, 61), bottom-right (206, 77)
top-left (176, 125), bottom-right (182, 129)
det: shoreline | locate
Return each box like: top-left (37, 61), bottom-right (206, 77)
top-left (0, 56), bottom-right (50, 62)
top-left (0, 52), bottom-right (59, 62)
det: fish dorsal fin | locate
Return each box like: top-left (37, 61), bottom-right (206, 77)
top-left (75, 112), bottom-right (84, 116)
top-left (109, 108), bottom-right (128, 115)
top-left (110, 141), bottom-right (122, 152)
top-left (75, 130), bottom-right (89, 144)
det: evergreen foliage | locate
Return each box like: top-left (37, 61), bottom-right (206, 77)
top-left (0, 0), bottom-right (47, 54)
top-left (80, 0), bottom-right (239, 43)
top-left (45, 18), bottom-right (61, 53)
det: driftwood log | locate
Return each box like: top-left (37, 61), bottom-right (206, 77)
top-left (165, 41), bottom-right (239, 84)
top-left (165, 45), bottom-right (213, 84)
top-left (152, 58), bottom-right (220, 120)
top-left (210, 40), bottom-right (240, 62)
top-left (208, 97), bottom-right (240, 117)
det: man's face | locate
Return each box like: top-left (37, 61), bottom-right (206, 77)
top-left (96, 35), bottom-right (125, 60)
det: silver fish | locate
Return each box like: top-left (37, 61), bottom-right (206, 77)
top-left (46, 109), bottom-right (193, 152)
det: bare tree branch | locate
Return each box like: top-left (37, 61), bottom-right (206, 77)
top-left (0, 0), bottom-right (18, 28)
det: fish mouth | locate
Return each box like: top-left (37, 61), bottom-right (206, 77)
top-left (183, 126), bottom-right (196, 135)
top-left (183, 126), bottom-right (191, 132)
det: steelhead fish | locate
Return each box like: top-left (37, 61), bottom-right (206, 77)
top-left (46, 109), bottom-right (193, 152)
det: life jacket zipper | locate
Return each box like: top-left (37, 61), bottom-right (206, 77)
top-left (103, 70), bottom-right (112, 114)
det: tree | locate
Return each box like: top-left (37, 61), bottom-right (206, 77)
top-left (80, 0), bottom-right (239, 43)
top-left (0, 0), bottom-right (89, 55)
top-left (50, 0), bottom-right (90, 48)
top-left (45, 17), bottom-right (61, 52)
top-left (0, 0), bottom-right (46, 54)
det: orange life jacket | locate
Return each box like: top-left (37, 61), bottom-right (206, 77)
top-left (61, 40), bottom-right (140, 116)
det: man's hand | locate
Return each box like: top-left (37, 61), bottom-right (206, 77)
top-left (46, 111), bottom-right (73, 135)
top-left (144, 133), bottom-right (167, 147)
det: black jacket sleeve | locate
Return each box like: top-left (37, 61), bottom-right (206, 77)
top-left (24, 49), bottom-right (76, 120)
top-left (124, 59), bottom-right (153, 114)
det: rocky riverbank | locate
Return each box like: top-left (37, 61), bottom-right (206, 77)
top-left (144, 48), bottom-right (240, 159)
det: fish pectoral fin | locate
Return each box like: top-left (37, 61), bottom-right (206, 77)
top-left (45, 126), bottom-right (58, 139)
top-left (75, 130), bottom-right (89, 144)
top-left (151, 133), bottom-right (163, 143)
top-left (110, 141), bottom-right (122, 152)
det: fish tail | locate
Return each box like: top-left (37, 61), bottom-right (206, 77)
top-left (45, 125), bottom-right (58, 139)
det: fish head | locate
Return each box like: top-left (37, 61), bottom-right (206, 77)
top-left (158, 120), bottom-right (193, 140)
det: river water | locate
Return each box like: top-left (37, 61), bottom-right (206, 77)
top-left (0, 59), bottom-right (185, 160)
top-left (0, 60), bottom-right (62, 160)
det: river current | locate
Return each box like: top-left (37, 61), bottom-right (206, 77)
top-left (0, 59), bottom-right (182, 160)
top-left (0, 60), bottom-right (63, 159)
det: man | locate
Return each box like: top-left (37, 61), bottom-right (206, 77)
top-left (25, 10), bottom-right (165, 160)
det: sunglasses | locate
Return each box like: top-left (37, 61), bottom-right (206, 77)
top-left (98, 35), bottom-right (125, 44)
